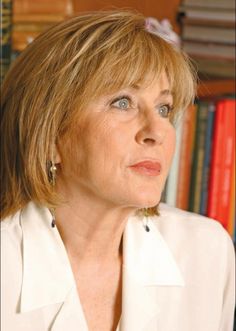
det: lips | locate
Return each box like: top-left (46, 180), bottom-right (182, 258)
top-left (129, 160), bottom-right (162, 176)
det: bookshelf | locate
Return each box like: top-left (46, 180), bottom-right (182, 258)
top-left (175, 1), bottom-right (235, 241)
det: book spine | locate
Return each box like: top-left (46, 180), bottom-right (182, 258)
top-left (181, 0), bottom-right (235, 10)
top-left (227, 153), bottom-right (235, 237)
top-left (176, 104), bottom-right (197, 210)
top-left (207, 100), bottom-right (226, 222)
top-left (189, 101), bottom-right (208, 213)
top-left (199, 102), bottom-right (215, 215)
top-left (1, 0), bottom-right (12, 83)
top-left (14, 0), bottom-right (73, 15)
top-left (217, 99), bottom-right (235, 229)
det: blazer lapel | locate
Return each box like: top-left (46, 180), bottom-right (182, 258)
top-left (120, 215), bottom-right (184, 331)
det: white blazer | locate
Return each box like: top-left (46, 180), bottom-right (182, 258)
top-left (1, 202), bottom-right (235, 331)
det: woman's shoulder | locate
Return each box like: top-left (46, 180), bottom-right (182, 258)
top-left (1, 209), bottom-right (22, 234)
top-left (153, 203), bottom-right (234, 254)
top-left (157, 203), bottom-right (229, 232)
top-left (1, 209), bottom-right (23, 263)
top-left (1, 209), bottom-right (23, 289)
top-left (1, 202), bottom-right (51, 233)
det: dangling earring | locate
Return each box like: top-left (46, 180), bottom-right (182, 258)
top-left (47, 161), bottom-right (57, 228)
top-left (51, 210), bottom-right (56, 228)
top-left (142, 208), bottom-right (150, 232)
top-left (48, 161), bottom-right (57, 186)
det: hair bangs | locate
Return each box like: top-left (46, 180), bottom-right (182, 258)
top-left (83, 31), bottom-right (164, 98)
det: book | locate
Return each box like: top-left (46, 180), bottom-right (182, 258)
top-left (192, 58), bottom-right (235, 79)
top-left (13, 13), bottom-right (66, 23)
top-left (207, 98), bottom-right (235, 229)
top-left (13, 0), bottom-right (74, 16)
top-left (12, 1), bottom-right (74, 52)
top-left (12, 13), bottom-right (67, 51)
top-left (182, 41), bottom-right (235, 61)
top-left (176, 104), bottom-right (197, 210)
top-left (199, 102), bottom-right (215, 215)
top-left (188, 101), bottom-right (209, 213)
top-left (227, 154), bottom-right (235, 237)
top-left (217, 99), bottom-right (235, 229)
top-left (207, 100), bottom-right (225, 221)
top-left (179, 6), bottom-right (235, 22)
top-left (179, 17), bottom-right (235, 28)
top-left (181, 0), bottom-right (235, 10)
top-left (182, 25), bottom-right (236, 44)
top-left (1, 0), bottom-right (12, 83)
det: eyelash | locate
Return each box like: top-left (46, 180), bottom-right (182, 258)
top-left (158, 104), bottom-right (173, 118)
top-left (110, 95), bottom-right (132, 110)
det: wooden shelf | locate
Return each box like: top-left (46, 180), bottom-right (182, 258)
top-left (197, 79), bottom-right (235, 97)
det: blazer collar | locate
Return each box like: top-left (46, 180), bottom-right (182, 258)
top-left (19, 203), bottom-right (184, 317)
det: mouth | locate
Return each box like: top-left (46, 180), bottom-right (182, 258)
top-left (129, 160), bottom-right (162, 177)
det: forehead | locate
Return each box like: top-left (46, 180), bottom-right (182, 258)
top-left (119, 72), bottom-right (172, 100)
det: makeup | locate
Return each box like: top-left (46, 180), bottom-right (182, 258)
top-left (129, 160), bottom-right (161, 176)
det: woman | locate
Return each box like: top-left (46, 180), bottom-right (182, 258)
top-left (1, 10), bottom-right (235, 331)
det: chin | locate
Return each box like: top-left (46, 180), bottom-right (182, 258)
top-left (132, 190), bottom-right (162, 209)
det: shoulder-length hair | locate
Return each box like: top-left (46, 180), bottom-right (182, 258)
top-left (1, 10), bottom-right (196, 219)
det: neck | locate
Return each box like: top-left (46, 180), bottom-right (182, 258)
top-left (54, 187), bottom-right (136, 266)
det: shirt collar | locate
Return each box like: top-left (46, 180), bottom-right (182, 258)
top-left (20, 202), bottom-right (75, 312)
top-left (123, 214), bottom-right (184, 286)
top-left (19, 202), bottom-right (184, 313)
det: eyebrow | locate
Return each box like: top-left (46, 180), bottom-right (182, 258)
top-left (130, 84), bottom-right (172, 95)
top-left (160, 89), bottom-right (173, 97)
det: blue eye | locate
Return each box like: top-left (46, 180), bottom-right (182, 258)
top-left (158, 104), bottom-right (172, 118)
top-left (111, 97), bottom-right (131, 110)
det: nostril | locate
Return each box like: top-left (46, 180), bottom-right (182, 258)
top-left (143, 137), bottom-right (156, 144)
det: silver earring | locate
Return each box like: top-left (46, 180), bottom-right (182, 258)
top-left (48, 161), bottom-right (57, 186)
top-left (142, 208), bottom-right (150, 232)
top-left (47, 161), bottom-right (57, 227)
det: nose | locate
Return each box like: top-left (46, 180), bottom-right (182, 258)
top-left (135, 111), bottom-right (167, 146)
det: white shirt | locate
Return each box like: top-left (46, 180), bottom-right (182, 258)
top-left (1, 202), bottom-right (235, 331)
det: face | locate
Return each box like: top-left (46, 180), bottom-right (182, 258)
top-left (57, 73), bottom-right (176, 210)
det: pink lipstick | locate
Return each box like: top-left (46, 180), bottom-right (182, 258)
top-left (129, 161), bottom-right (161, 176)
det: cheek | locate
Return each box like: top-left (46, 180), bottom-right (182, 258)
top-left (88, 117), bottom-right (130, 156)
top-left (57, 127), bottom-right (87, 176)
top-left (78, 119), bottom-right (121, 173)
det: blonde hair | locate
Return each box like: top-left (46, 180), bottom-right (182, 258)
top-left (1, 10), bottom-right (196, 219)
